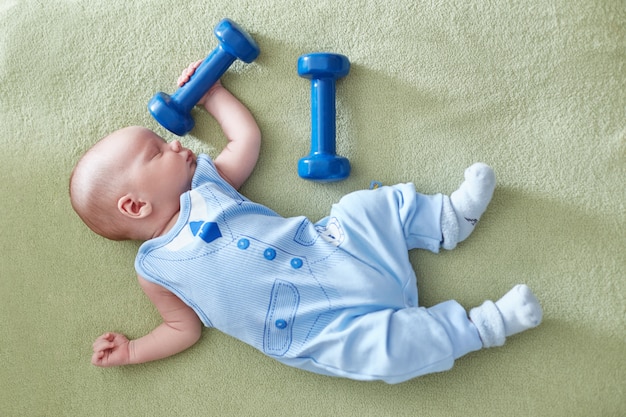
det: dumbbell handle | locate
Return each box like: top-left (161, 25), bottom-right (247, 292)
top-left (310, 78), bottom-right (337, 155)
top-left (173, 48), bottom-right (236, 114)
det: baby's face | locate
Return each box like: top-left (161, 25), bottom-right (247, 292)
top-left (115, 127), bottom-right (197, 209)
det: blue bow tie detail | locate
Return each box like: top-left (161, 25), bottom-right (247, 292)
top-left (189, 221), bottom-right (222, 243)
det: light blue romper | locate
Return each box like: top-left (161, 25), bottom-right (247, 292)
top-left (136, 155), bottom-right (482, 383)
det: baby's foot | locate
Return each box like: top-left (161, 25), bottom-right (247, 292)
top-left (469, 284), bottom-right (542, 348)
top-left (451, 163), bottom-right (496, 241)
top-left (442, 163), bottom-right (496, 249)
top-left (495, 284), bottom-right (543, 337)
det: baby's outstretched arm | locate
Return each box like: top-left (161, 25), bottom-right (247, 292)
top-left (179, 61), bottom-right (261, 189)
top-left (91, 276), bottom-right (202, 367)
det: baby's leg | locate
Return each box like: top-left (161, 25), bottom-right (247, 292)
top-left (282, 286), bottom-right (541, 383)
top-left (287, 301), bottom-right (484, 383)
top-left (469, 284), bottom-right (543, 347)
top-left (441, 163), bottom-right (496, 249)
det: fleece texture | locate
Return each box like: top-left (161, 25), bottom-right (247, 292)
top-left (1, 0), bottom-right (624, 416)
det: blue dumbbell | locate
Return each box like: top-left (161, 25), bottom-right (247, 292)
top-left (148, 18), bottom-right (260, 136)
top-left (297, 53), bottom-right (351, 182)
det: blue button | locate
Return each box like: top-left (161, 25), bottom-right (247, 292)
top-left (264, 248), bottom-right (276, 260)
top-left (290, 258), bottom-right (303, 269)
top-left (237, 238), bottom-right (250, 249)
top-left (275, 319), bottom-right (288, 329)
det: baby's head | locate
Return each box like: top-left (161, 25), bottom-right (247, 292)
top-left (70, 126), bottom-right (197, 240)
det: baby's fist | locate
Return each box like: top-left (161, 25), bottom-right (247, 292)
top-left (91, 332), bottom-right (131, 367)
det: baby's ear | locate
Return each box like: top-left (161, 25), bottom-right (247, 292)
top-left (117, 194), bottom-right (152, 219)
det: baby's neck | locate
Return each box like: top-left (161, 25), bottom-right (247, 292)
top-left (162, 211), bottom-right (181, 236)
top-left (151, 210), bottom-right (181, 240)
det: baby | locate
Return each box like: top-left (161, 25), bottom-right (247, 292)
top-left (70, 62), bottom-right (542, 384)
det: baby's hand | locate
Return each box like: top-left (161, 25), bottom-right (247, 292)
top-left (177, 60), bottom-right (203, 87)
top-left (177, 60), bottom-right (223, 107)
top-left (91, 332), bottom-right (131, 367)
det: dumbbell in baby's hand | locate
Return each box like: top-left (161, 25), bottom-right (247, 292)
top-left (148, 18), bottom-right (260, 136)
top-left (177, 61), bottom-right (223, 107)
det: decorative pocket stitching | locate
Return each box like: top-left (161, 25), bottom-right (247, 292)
top-left (263, 280), bottom-right (300, 356)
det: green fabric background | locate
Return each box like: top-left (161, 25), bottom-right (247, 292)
top-left (1, 0), bottom-right (624, 416)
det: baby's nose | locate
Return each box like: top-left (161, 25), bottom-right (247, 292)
top-left (169, 140), bottom-right (182, 152)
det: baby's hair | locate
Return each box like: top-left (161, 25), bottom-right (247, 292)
top-left (69, 138), bottom-right (130, 241)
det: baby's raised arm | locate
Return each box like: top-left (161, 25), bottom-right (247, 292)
top-left (179, 61), bottom-right (261, 189)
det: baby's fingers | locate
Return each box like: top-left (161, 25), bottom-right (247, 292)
top-left (91, 349), bottom-right (109, 366)
top-left (177, 60), bottom-right (204, 87)
top-left (92, 333), bottom-right (114, 351)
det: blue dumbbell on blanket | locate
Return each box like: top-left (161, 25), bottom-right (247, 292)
top-left (149, 18), bottom-right (260, 136)
top-left (298, 53), bottom-right (351, 182)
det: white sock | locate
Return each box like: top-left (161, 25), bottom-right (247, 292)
top-left (441, 163), bottom-right (496, 250)
top-left (469, 284), bottom-right (543, 348)
top-left (495, 284), bottom-right (543, 337)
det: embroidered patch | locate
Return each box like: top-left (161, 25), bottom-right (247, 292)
top-left (315, 217), bottom-right (344, 247)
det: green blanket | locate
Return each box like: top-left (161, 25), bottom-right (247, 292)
top-left (1, 0), bottom-right (624, 416)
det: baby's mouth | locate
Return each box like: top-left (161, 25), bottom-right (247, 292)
top-left (185, 150), bottom-right (196, 164)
